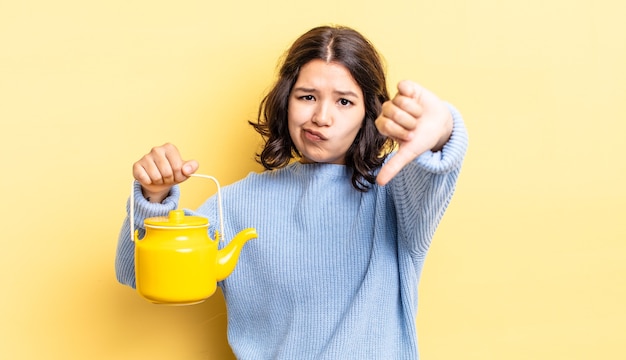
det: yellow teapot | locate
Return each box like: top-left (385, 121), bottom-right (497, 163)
top-left (130, 174), bottom-right (257, 305)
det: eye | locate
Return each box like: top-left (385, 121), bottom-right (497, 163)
top-left (299, 95), bottom-right (315, 101)
top-left (338, 98), bottom-right (353, 106)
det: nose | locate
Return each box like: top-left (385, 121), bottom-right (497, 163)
top-left (312, 101), bottom-right (332, 126)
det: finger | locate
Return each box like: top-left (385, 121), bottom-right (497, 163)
top-left (132, 161), bottom-right (153, 186)
top-left (160, 145), bottom-right (197, 183)
top-left (376, 148), bottom-right (418, 186)
top-left (397, 80), bottom-right (424, 102)
top-left (375, 115), bottom-right (413, 142)
top-left (133, 144), bottom-right (197, 188)
top-left (163, 149), bottom-right (185, 183)
top-left (143, 154), bottom-right (172, 185)
top-left (181, 160), bottom-right (199, 177)
top-left (140, 148), bottom-right (173, 185)
top-left (135, 144), bottom-right (175, 186)
top-left (161, 143), bottom-right (191, 182)
top-left (381, 99), bottom-right (419, 132)
top-left (391, 94), bottom-right (423, 120)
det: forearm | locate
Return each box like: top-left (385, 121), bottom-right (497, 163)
top-left (115, 182), bottom-right (181, 288)
top-left (390, 103), bottom-right (468, 255)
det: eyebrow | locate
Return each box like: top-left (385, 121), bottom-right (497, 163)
top-left (292, 87), bottom-right (360, 98)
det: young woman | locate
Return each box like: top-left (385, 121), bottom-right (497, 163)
top-left (116, 25), bottom-right (468, 359)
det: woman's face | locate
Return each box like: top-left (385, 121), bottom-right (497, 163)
top-left (288, 59), bottom-right (365, 165)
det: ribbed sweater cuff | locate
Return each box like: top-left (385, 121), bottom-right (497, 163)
top-left (126, 182), bottom-right (181, 227)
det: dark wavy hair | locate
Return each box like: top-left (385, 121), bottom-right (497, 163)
top-left (249, 25), bottom-right (394, 191)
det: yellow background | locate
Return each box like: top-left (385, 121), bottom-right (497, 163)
top-left (1, 0), bottom-right (624, 359)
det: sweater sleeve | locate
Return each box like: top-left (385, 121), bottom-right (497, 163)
top-left (389, 103), bottom-right (468, 257)
top-left (115, 182), bottom-right (180, 288)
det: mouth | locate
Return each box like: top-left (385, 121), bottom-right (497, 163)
top-left (303, 129), bottom-right (327, 141)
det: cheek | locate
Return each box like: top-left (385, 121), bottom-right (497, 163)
top-left (346, 114), bottom-right (366, 136)
top-left (287, 103), bottom-right (311, 136)
top-left (287, 113), bottom-right (299, 144)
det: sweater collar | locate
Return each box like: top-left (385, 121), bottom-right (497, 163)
top-left (288, 161), bottom-right (352, 180)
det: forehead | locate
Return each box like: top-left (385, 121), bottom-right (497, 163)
top-left (294, 59), bottom-right (362, 95)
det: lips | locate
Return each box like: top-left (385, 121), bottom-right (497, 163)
top-left (303, 129), bottom-right (327, 141)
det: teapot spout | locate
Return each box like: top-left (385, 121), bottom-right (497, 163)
top-left (216, 228), bottom-right (257, 281)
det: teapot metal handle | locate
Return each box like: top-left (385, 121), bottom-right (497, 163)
top-left (129, 174), bottom-right (225, 243)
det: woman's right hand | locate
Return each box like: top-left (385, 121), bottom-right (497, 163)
top-left (132, 143), bottom-right (199, 203)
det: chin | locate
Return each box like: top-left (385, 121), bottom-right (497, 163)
top-left (299, 148), bottom-right (346, 165)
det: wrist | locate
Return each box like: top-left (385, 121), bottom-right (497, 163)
top-left (432, 115), bottom-right (453, 152)
top-left (141, 188), bottom-right (170, 203)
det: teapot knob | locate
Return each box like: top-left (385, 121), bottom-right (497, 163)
top-left (169, 209), bottom-right (185, 223)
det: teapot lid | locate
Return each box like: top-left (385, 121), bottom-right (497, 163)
top-left (144, 209), bottom-right (208, 227)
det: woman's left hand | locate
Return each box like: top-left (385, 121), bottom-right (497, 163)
top-left (375, 80), bottom-right (453, 186)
